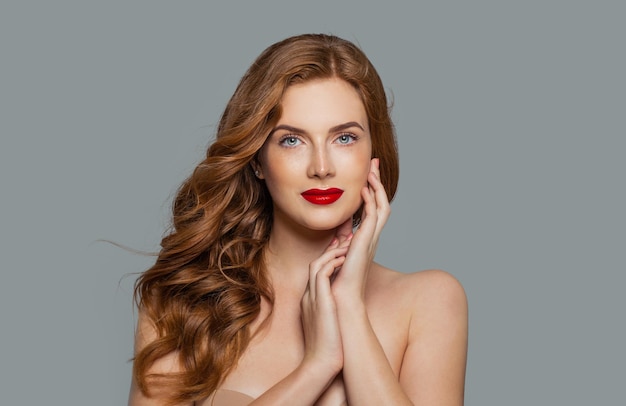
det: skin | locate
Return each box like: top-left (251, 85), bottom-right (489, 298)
top-left (129, 78), bottom-right (468, 405)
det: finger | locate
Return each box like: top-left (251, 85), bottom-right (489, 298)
top-left (358, 184), bottom-right (378, 236)
top-left (367, 161), bottom-right (390, 234)
top-left (311, 245), bottom-right (349, 265)
top-left (368, 163), bottom-right (389, 209)
top-left (309, 243), bottom-right (347, 300)
top-left (338, 232), bottom-right (353, 249)
top-left (335, 218), bottom-right (353, 244)
top-left (367, 160), bottom-right (384, 195)
top-left (342, 186), bottom-right (377, 264)
top-left (367, 172), bottom-right (389, 222)
top-left (373, 157), bottom-right (381, 177)
top-left (322, 237), bottom-right (339, 254)
top-left (315, 256), bottom-right (345, 303)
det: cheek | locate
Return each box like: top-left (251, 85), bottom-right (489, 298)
top-left (362, 159), bottom-right (371, 180)
top-left (261, 155), bottom-right (302, 195)
top-left (263, 169), bottom-right (289, 195)
top-left (356, 142), bottom-right (372, 182)
top-left (354, 154), bottom-right (372, 185)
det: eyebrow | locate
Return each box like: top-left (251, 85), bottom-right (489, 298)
top-left (269, 121), bottom-right (365, 136)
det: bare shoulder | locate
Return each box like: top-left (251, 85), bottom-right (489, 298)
top-left (370, 266), bottom-right (468, 400)
top-left (368, 265), bottom-right (467, 325)
top-left (369, 264), bottom-right (466, 299)
top-left (365, 265), bottom-right (468, 390)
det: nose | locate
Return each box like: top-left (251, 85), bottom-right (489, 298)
top-left (307, 144), bottom-right (335, 179)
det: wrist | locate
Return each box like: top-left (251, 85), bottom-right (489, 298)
top-left (298, 357), bottom-right (341, 388)
top-left (334, 294), bottom-right (367, 320)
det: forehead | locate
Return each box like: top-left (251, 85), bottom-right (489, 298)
top-left (278, 78), bottom-right (368, 130)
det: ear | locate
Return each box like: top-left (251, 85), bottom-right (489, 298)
top-left (250, 161), bottom-right (265, 179)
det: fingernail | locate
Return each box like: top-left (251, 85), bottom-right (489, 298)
top-left (330, 237), bottom-right (338, 246)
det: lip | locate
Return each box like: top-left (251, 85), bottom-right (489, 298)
top-left (301, 188), bottom-right (344, 205)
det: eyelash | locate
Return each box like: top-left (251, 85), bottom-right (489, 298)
top-left (336, 133), bottom-right (359, 145)
top-left (278, 135), bottom-right (302, 147)
top-left (278, 133), bottom-right (359, 147)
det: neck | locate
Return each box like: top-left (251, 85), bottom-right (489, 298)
top-left (264, 215), bottom-right (338, 291)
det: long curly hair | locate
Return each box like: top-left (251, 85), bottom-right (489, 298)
top-left (133, 33), bottom-right (399, 405)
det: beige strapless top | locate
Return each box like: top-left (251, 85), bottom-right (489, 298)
top-left (200, 389), bottom-right (255, 406)
top-left (199, 388), bottom-right (348, 405)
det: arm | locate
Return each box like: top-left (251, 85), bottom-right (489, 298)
top-left (248, 239), bottom-right (348, 405)
top-left (335, 296), bottom-right (413, 405)
top-left (332, 159), bottom-right (468, 405)
top-left (245, 362), bottom-right (337, 405)
top-left (128, 316), bottom-right (337, 406)
top-left (130, 240), bottom-right (349, 406)
top-left (400, 270), bottom-right (468, 405)
top-left (337, 270), bottom-right (468, 406)
top-left (330, 158), bottom-right (412, 404)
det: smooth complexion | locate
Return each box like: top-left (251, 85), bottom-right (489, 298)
top-left (129, 77), bottom-right (468, 405)
top-left (256, 78), bottom-right (372, 234)
top-left (221, 78), bottom-right (467, 405)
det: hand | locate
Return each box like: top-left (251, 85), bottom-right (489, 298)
top-left (300, 237), bottom-right (350, 375)
top-left (332, 158), bottom-right (390, 301)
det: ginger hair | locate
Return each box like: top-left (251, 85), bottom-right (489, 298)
top-left (133, 33), bottom-right (399, 404)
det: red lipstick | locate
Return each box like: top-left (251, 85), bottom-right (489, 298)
top-left (301, 188), bottom-right (344, 205)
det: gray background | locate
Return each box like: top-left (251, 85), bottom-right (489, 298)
top-left (1, 1), bottom-right (624, 405)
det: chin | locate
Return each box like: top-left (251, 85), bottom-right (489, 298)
top-left (274, 199), bottom-right (361, 233)
top-left (304, 221), bottom-right (347, 232)
top-left (300, 211), bottom-right (355, 231)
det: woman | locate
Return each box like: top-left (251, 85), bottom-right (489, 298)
top-left (129, 33), bottom-right (467, 406)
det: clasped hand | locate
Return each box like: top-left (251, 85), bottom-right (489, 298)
top-left (300, 158), bottom-right (390, 375)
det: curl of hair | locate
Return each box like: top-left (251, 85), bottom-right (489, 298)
top-left (133, 33), bottom-right (399, 405)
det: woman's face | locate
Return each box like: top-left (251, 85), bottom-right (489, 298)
top-left (257, 78), bottom-right (372, 232)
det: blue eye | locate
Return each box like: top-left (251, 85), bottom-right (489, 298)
top-left (336, 133), bottom-right (357, 145)
top-left (279, 136), bottom-right (301, 147)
